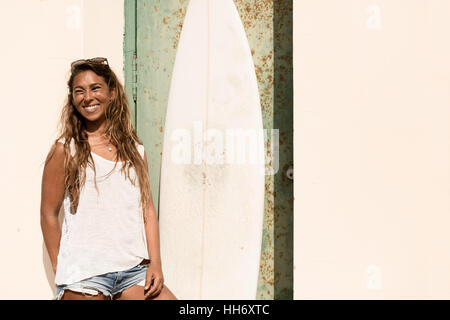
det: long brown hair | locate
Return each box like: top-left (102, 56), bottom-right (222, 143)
top-left (45, 60), bottom-right (151, 221)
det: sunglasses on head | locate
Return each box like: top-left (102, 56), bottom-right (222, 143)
top-left (70, 57), bottom-right (109, 71)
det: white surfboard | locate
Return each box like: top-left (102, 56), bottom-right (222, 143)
top-left (158, 0), bottom-right (265, 300)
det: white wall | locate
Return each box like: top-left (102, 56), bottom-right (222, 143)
top-left (0, 0), bottom-right (124, 299)
top-left (6, 0), bottom-right (450, 301)
top-left (294, 0), bottom-right (450, 299)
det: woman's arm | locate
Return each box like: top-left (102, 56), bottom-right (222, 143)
top-left (142, 151), bottom-right (164, 298)
top-left (40, 142), bottom-right (66, 274)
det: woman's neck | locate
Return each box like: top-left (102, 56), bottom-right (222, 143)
top-left (84, 120), bottom-right (107, 137)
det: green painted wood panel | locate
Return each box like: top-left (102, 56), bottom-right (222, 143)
top-left (124, 0), bottom-right (137, 128)
top-left (136, 0), bottom-right (188, 217)
top-left (273, 0), bottom-right (293, 300)
top-left (124, 0), bottom-right (292, 300)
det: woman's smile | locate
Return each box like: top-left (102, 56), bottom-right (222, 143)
top-left (83, 103), bottom-right (100, 113)
top-left (72, 70), bottom-right (115, 126)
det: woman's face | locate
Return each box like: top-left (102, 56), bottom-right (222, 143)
top-left (71, 70), bottom-right (115, 126)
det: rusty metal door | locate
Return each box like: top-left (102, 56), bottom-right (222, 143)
top-left (124, 0), bottom-right (292, 299)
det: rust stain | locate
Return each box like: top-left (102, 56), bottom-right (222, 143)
top-left (235, 0), bottom-right (273, 32)
top-left (172, 3), bottom-right (187, 50)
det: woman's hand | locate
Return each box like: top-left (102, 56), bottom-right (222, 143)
top-left (144, 260), bottom-right (164, 299)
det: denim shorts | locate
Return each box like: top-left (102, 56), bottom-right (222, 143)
top-left (54, 262), bottom-right (148, 300)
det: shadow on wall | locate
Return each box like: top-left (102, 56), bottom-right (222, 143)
top-left (42, 205), bottom-right (64, 297)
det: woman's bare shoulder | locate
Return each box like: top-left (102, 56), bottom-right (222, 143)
top-left (45, 140), bottom-right (66, 168)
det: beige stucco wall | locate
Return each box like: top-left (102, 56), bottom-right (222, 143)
top-left (294, 0), bottom-right (450, 299)
top-left (0, 0), bottom-right (124, 299)
top-left (4, 0), bottom-right (450, 301)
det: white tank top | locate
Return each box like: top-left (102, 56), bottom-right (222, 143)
top-left (54, 138), bottom-right (149, 285)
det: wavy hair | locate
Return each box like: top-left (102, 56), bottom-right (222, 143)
top-left (45, 60), bottom-right (151, 221)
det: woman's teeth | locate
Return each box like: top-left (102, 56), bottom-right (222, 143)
top-left (84, 104), bottom-right (99, 112)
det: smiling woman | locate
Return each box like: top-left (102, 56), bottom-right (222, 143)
top-left (40, 58), bottom-right (177, 300)
top-left (73, 75), bottom-right (112, 121)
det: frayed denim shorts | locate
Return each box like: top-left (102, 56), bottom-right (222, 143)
top-left (54, 262), bottom-right (148, 300)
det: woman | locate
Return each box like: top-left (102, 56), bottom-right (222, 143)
top-left (40, 57), bottom-right (176, 300)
